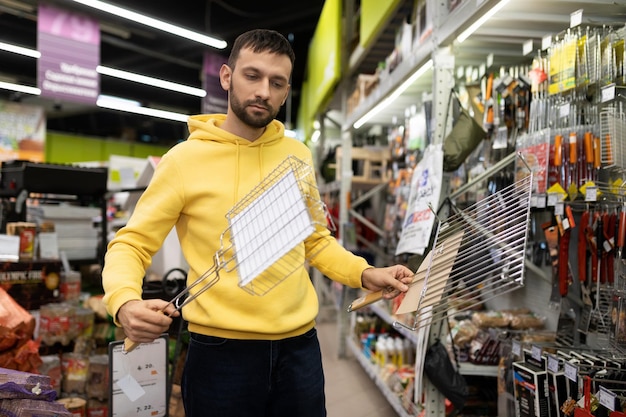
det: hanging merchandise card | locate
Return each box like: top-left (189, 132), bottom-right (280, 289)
top-left (395, 144), bottom-right (444, 256)
top-left (109, 335), bottom-right (168, 417)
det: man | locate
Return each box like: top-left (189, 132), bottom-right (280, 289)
top-left (102, 29), bottom-right (413, 417)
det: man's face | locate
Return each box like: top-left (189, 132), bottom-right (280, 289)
top-left (222, 47), bottom-right (291, 129)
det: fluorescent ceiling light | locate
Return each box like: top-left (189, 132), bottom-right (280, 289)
top-left (98, 94), bottom-right (140, 107)
top-left (456, 0), bottom-right (512, 43)
top-left (70, 0), bottom-right (227, 49)
top-left (0, 41), bottom-right (206, 97)
top-left (0, 41), bottom-right (41, 58)
top-left (96, 66), bottom-right (206, 97)
top-left (0, 81), bottom-right (41, 95)
top-left (353, 59), bottom-right (433, 129)
top-left (97, 96), bottom-right (189, 122)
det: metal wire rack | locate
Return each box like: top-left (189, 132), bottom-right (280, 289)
top-left (124, 155), bottom-right (329, 352)
top-left (396, 173), bottom-right (532, 331)
top-left (600, 101), bottom-right (625, 169)
top-left (349, 167), bottom-right (533, 334)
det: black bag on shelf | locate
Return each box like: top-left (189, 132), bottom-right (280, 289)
top-left (423, 316), bottom-right (468, 411)
top-left (442, 88), bottom-right (487, 172)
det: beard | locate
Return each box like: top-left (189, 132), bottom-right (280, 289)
top-left (229, 82), bottom-right (280, 129)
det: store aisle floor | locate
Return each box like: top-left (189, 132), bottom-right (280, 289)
top-left (317, 314), bottom-right (399, 417)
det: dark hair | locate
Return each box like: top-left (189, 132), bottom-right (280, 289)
top-left (227, 29), bottom-right (295, 70)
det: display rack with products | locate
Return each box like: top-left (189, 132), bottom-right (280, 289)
top-left (313, 0), bottom-right (626, 415)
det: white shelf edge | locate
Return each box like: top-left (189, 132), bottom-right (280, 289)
top-left (370, 303), bottom-right (418, 345)
top-left (344, 46), bottom-right (432, 129)
top-left (458, 362), bottom-right (499, 377)
top-left (346, 336), bottom-right (418, 417)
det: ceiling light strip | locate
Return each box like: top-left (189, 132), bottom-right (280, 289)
top-left (97, 96), bottom-right (189, 122)
top-left (0, 82), bottom-right (188, 124)
top-left (456, 0), bottom-right (512, 44)
top-left (0, 41), bottom-right (206, 97)
top-left (96, 66), bottom-right (206, 97)
top-left (353, 59), bottom-right (433, 129)
top-left (0, 41), bottom-right (41, 58)
top-left (0, 81), bottom-right (41, 95)
top-left (69, 0), bottom-right (227, 49)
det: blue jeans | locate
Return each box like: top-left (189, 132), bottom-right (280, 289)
top-left (181, 328), bottom-right (327, 417)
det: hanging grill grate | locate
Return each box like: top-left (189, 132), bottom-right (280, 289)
top-left (349, 164), bottom-right (533, 333)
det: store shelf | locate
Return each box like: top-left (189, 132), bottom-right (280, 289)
top-left (344, 45), bottom-right (432, 129)
top-left (458, 362), bottom-right (499, 377)
top-left (346, 336), bottom-right (418, 417)
top-left (369, 303), bottom-right (418, 345)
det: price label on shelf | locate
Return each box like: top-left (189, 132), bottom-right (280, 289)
top-left (531, 345), bottom-right (542, 362)
top-left (512, 340), bottom-right (522, 357)
top-left (599, 386), bottom-right (616, 411)
top-left (564, 361), bottom-right (578, 382)
top-left (585, 186), bottom-right (598, 202)
top-left (547, 355), bottom-right (560, 373)
top-left (570, 9), bottom-right (583, 28)
top-left (601, 84), bottom-right (616, 103)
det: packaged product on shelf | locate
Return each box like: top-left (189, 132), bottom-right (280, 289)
top-left (512, 352), bottom-right (551, 417)
top-left (56, 396), bottom-right (87, 416)
top-left (472, 311), bottom-right (511, 328)
top-left (0, 261), bottom-right (62, 311)
top-left (39, 302), bottom-right (77, 346)
top-left (61, 353), bottom-right (89, 395)
top-left (60, 270), bottom-right (81, 302)
top-left (1, 398), bottom-right (72, 417)
top-left (37, 354), bottom-right (62, 396)
top-left (74, 308), bottom-right (95, 339)
top-left (87, 397), bottom-right (108, 417)
top-left (509, 312), bottom-right (545, 330)
top-left (85, 354), bottom-right (109, 400)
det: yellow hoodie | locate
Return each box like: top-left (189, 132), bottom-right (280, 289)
top-left (102, 114), bottom-right (371, 340)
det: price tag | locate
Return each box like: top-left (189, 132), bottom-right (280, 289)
top-left (570, 9), bottom-right (583, 28)
top-left (560, 102), bottom-right (571, 118)
top-left (531, 345), bottom-right (542, 361)
top-left (512, 340), bottom-right (522, 357)
top-left (564, 361), bottom-right (578, 382)
top-left (487, 53), bottom-right (494, 68)
top-left (553, 201), bottom-right (564, 215)
top-left (547, 355), bottom-right (560, 373)
top-left (598, 386), bottom-right (616, 411)
top-left (535, 195), bottom-right (547, 209)
top-left (542, 35), bottom-right (552, 51)
top-left (585, 186), bottom-right (598, 202)
top-left (601, 84), bottom-right (616, 103)
top-left (523, 39), bottom-right (533, 56)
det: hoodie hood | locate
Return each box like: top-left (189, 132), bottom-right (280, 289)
top-left (187, 114), bottom-right (285, 146)
top-left (185, 113), bottom-right (288, 202)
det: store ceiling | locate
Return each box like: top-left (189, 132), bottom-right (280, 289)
top-left (346, 0), bottom-right (626, 130)
top-left (1, 0), bottom-right (625, 143)
top-left (0, 0), bottom-right (324, 144)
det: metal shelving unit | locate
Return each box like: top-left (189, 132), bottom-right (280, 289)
top-left (346, 336), bottom-right (418, 417)
top-left (329, 1), bottom-right (626, 416)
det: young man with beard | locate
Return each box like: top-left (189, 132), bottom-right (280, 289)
top-left (101, 29), bottom-right (413, 417)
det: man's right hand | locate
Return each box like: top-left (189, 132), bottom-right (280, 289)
top-left (117, 299), bottom-right (179, 343)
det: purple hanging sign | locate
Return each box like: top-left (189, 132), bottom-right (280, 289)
top-left (37, 3), bottom-right (100, 104)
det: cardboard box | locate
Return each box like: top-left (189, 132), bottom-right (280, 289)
top-left (0, 260), bottom-right (62, 310)
top-left (513, 355), bottom-right (551, 417)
